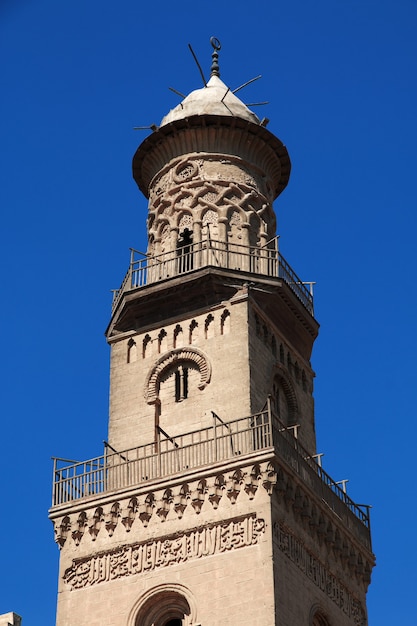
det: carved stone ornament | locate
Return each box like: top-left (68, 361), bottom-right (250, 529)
top-left (145, 347), bottom-right (211, 404)
top-left (173, 160), bottom-right (198, 183)
top-left (55, 516), bottom-right (71, 548)
top-left (121, 498), bottom-right (138, 532)
top-left (88, 507), bottom-right (104, 541)
top-left (190, 480), bottom-right (207, 514)
top-left (148, 174), bottom-right (275, 248)
top-left (52, 462), bottom-right (276, 548)
top-left (274, 522), bottom-right (366, 626)
top-left (105, 503), bottom-right (120, 537)
top-left (63, 514), bottom-right (265, 590)
top-left (208, 475), bottom-right (225, 509)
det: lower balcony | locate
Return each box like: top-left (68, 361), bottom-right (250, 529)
top-left (51, 408), bottom-right (371, 549)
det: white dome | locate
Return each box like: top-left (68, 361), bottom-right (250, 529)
top-left (160, 75), bottom-right (261, 127)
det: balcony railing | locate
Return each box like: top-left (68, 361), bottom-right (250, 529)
top-left (111, 237), bottom-right (314, 315)
top-left (51, 408), bottom-right (370, 547)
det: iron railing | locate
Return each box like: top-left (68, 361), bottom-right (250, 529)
top-left (51, 409), bottom-right (370, 545)
top-left (52, 411), bottom-right (270, 507)
top-left (111, 238), bottom-right (314, 315)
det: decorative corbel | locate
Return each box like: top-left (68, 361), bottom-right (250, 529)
top-left (105, 502), bottom-right (120, 536)
top-left (244, 465), bottom-right (261, 500)
top-left (156, 489), bottom-right (173, 521)
top-left (72, 511), bottom-right (88, 546)
top-left (55, 516), bottom-right (71, 548)
top-left (191, 479), bottom-right (207, 514)
top-left (121, 497), bottom-right (138, 532)
top-left (89, 507), bottom-right (104, 541)
top-left (227, 470), bottom-right (244, 504)
top-left (174, 484), bottom-right (190, 519)
top-left (138, 493), bottom-right (155, 527)
top-left (208, 475), bottom-right (225, 509)
top-left (262, 463), bottom-right (277, 495)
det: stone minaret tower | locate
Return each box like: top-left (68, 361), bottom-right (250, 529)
top-left (49, 40), bottom-right (374, 626)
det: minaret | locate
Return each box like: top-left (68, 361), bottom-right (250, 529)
top-left (49, 39), bottom-right (374, 626)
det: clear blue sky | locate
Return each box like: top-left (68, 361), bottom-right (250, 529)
top-left (1, 1), bottom-right (416, 624)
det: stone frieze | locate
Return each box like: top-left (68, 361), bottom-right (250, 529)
top-left (274, 522), bottom-right (366, 625)
top-left (64, 514), bottom-right (265, 590)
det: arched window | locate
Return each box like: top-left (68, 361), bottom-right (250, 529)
top-left (309, 604), bottom-right (330, 626)
top-left (271, 368), bottom-right (298, 426)
top-left (202, 209), bottom-right (219, 240)
top-left (273, 379), bottom-right (290, 424)
top-left (311, 611), bottom-right (329, 626)
top-left (174, 365), bottom-right (189, 402)
top-left (144, 347), bottom-right (211, 406)
top-left (177, 227), bottom-right (193, 273)
top-left (129, 584), bottom-right (197, 626)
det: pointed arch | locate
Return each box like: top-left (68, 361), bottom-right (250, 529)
top-left (201, 208), bottom-right (219, 239)
top-left (158, 221), bottom-right (173, 254)
top-left (248, 211), bottom-right (261, 247)
top-left (177, 210), bottom-right (193, 231)
top-left (227, 208), bottom-right (244, 243)
top-left (226, 203), bottom-right (247, 224)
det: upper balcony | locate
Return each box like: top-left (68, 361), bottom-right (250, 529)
top-left (111, 237), bottom-right (314, 316)
top-left (50, 406), bottom-right (371, 551)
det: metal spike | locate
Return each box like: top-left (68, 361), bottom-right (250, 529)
top-left (188, 43), bottom-right (207, 87)
top-left (232, 75), bottom-right (262, 94)
top-left (169, 87), bottom-right (186, 98)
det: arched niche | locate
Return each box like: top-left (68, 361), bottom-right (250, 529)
top-left (271, 364), bottom-right (299, 426)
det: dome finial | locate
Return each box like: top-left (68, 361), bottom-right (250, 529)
top-left (210, 37), bottom-right (221, 78)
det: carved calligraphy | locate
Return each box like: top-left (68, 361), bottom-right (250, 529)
top-left (64, 514), bottom-right (265, 590)
top-left (274, 522), bottom-right (366, 625)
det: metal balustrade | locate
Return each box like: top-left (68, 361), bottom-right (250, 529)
top-left (111, 237), bottom-right (314, 315)
top-left (51, 409), bottom-right (370, 543)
